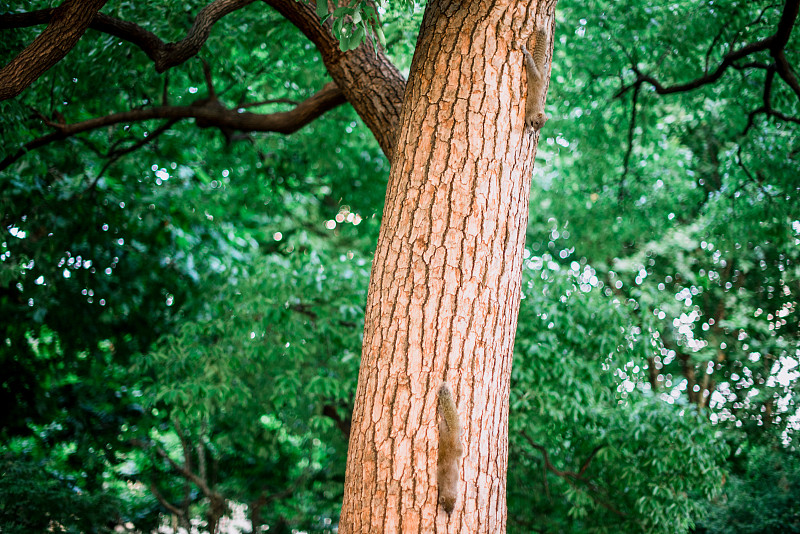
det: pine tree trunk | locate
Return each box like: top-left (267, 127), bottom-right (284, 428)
top-left (339, 1), bottom-right (556, 532)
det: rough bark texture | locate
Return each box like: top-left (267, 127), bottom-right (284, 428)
top-left (0, 0), bottom-right (108, 101)
top-left (339, 1), bottom-right (556, 532)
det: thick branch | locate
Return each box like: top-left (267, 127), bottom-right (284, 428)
top-left (0, 0), bottom-right (108, 100)
top-left (0, 82), bottom-right (345, 171)
top-left (774, 0), bottom-right (800, 48)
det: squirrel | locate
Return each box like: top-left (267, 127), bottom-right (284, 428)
top-left (437, 381), bottom-right (463, 514)
top-left (518, 27), bottom-right (550, 132)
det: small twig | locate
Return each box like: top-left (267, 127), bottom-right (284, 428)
top-left (80, 119), bottom-right (178, 196)
top-left (577, 445), bottom-right (604, 477)
top-left (200, 58), bottom-right (216, 98)
top-left (162, 73), bottom-right (170, 106)
top-left (149, 482), bottom-right (184, 517)
top-left (704, 26), bottom-right (727, 74)
top-left (735, 145), bottom-right (777, 209)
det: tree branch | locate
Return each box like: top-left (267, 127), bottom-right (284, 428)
top-left (260, 0), bottom-right (405, 159)
top-left (774, 49), bottom-right (800, 100)
top-left (239, 98), bottom-right (299, 108)
top-left (322, 403), bottom-right (352, 438)
top-left (743, 66), bottom-right (800, 134)
top-left (0, 0), bottom-right (109, 100)
top-left (615, 0), bottom-right (799, 122)
top-left (148, 482), bottom-right (185, 517)
top-left (577, 444), bottom-right (604, 477)
top-left (157, 444), bottom-right (210, 496)
top-left (0, 82), bottom-right (346, 171)
top-left (618, 81), bottom-right (641, 201)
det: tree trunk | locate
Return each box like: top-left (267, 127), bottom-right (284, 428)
top-left (339, 1), bottom-right (556, 532)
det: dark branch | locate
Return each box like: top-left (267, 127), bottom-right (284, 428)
top-left (322, 404), bottom-right (352, 438)
top-left (704, 26), bottom-right (727, 75)
top-left (577, 445), bottom-right (604, 477)
top-left (200, 59), bottom-right (216, 99)
top-left (615, 35), bottom-right (767, 99)
top-left (0, 0), bottom-right (109, 100)
top-left (743, 66), bottom-right (800, 135)
top-left (148, 482), bottom-right (185, 517)
top-left (83, 119), bottom-right (179, 195)
top-left (735, 145), bottom-right (775, 203)
top-left (618, 82), bottom-right (641, 201)
top-left (131, 437), bottom-right (215, 498)
top-left (774, 49), bottom-right (800, 100)
top-left (0, 82), bottom-right (346, 171)
top-left (261, 0), bottom-right (405, 159)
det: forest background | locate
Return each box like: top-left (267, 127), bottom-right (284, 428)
top-left (0, 0), bottom-right (798, 532)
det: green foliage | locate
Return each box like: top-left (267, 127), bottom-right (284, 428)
top-left (139, 252), bottom-right (366, 419)
top-left (2, 2), bottom-right (387, 528)
top-left (310, 1), bottom-right (421, 52)
top-left (696, 445), bottom-right (800, 534)
top-left (519, 1), bottom-right (799, 530)
top-left (0, 452), bottom-right (120, 534)
top-left (509, 260), bottom-right (727, 533)
top-left (123, 250), bottom-right (368, 530)
top-left (532, 0), bottom-right (799, 435)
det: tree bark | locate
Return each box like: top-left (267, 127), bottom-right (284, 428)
top-left (339, 1), bottom-right (556, 532)
top-left (0, 0), bottom-right (108, 101)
